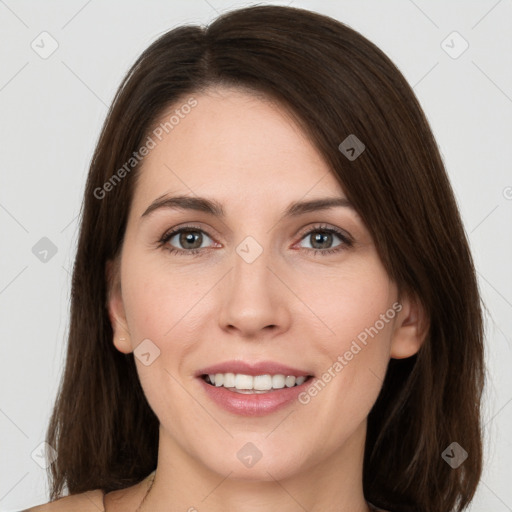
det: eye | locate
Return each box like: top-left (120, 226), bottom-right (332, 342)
top-left (158, 223), bottom-right (353, 257)
top-left (158, 224), bottom-right (216, 256)
top-left (296, 224), bottom-right (353, 255)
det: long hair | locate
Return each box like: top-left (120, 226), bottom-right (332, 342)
top-left (45, 5), bottom-right (485, 511)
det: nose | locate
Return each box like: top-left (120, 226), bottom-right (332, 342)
top-left (218, 245), bottom-right (291, 339)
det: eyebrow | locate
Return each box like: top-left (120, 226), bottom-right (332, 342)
top-left (140, 194), bottom-right (354, 221)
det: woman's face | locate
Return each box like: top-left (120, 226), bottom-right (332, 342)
top-left (108, 87), bottom-right (421, 483)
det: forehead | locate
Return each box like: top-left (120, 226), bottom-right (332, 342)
top-left (132, 87), bottom-right (345, 214)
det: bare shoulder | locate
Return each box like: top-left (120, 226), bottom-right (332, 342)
top-left (23, 489), bottom-right (105, 512)
top-left (24, 471), bottom-right (153, 512)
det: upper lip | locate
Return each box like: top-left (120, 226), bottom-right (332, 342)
top-left (195, 360), bottom-right (314, 378)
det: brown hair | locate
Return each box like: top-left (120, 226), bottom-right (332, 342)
top-left (45, 5), bottom-right (485, 511)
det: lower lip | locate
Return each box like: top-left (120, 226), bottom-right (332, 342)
top-left (198, 376), bottom-right (314, 416)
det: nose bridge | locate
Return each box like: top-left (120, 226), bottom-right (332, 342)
top-left (231, 234), bottom-right (275, 306)
top-left (233, 234), bottom-right (271, 292)
top-left (218, 234), bottom-right (289, 336)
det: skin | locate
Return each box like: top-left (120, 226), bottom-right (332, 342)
top-left (104, 87), bottom-right (427, 512)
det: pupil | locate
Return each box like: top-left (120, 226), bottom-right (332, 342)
top-left (180, 230), bottom-right (201, 249)
top-left (312, 232), bottom-right (331, 249)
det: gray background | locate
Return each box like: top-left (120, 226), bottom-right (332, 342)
top-left (1, 0), bottom-right (511, 510)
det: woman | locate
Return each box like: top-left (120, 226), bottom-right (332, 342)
top-left (27, 4), bottom-right (484, 512)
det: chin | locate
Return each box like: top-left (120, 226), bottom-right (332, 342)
top-left (202, 448), bottom-right (307, 482)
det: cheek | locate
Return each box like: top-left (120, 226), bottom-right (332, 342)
top-left (310, 255), bottom-right (396, 350)
top-left (119, 257), bottom-right (198, 418)
top-left (121, 254), bottom-right (206, 343)
top-left (301, 315), bottom-right (395, 451)
top-left (305, 258), bottom-right (396, 405)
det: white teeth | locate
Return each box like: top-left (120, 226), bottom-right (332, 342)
top-left (285, 375), bottom-right (296, 387)
top-left (254, 374), bottom-right (272, 390)
top-left (235, 374), bottom-right (253, 390)
top-left (272, 375), bottom-right (285, 389)
top-left (223, 372), bottom-right (236, 388)
top-left (205, 373), bottom-right (309, 391)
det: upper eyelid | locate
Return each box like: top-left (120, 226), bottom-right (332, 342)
top-left (161, 223), bottom-right (219, 242)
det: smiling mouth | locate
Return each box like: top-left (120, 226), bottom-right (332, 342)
top-left (201, 373), bottom-right (314, 393)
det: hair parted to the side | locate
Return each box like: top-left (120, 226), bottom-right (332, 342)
top-left (45, 5), bottom-right (485, 512)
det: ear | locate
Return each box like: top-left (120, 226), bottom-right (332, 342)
top-left (390, 293), bottom-right (429, 359)
top-left (106, 258), bottom-right (133, 354)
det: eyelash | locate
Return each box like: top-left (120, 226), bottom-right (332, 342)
top-left (157, 223), bottom-right (353, 257)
